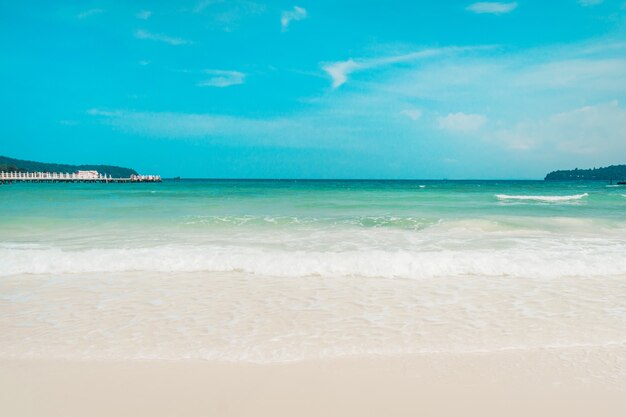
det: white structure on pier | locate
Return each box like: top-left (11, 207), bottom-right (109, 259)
top-left (76, 170), bottom-right (99, 179)
top-left (0, 171), bottom-right (161, 183)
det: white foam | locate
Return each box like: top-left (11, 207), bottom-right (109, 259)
top-left (496, 193), bottom-right (588, 202)
top-left (2, 242), bottom-right (626, 279)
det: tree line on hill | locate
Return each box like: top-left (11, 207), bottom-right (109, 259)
top-left (0, 155), bottom-right (138, 178)
top-left (545, 165), bottom-right (626, 181)
top-left (0, 163), bottom-right (25, 173)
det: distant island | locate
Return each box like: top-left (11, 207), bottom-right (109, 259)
top-left (0, 155), bottom-right (138, 178)
top-left (545, 165), bottom-right (626, 181)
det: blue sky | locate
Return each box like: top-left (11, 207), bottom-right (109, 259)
top-left (1, 1), bottom-right (626, 178)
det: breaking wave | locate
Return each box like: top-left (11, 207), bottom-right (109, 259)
top-left (496, 193), bottom-right (589, 202)
top-left (2, 243), bottom-right (626, 279)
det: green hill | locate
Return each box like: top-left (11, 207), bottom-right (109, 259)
top-left (545, 165), bottom-right (626, 181)
top-left (0, 155), bottom-right (138, 178)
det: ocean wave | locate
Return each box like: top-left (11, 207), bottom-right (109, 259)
top-left (182, 215), bottom-right (437, 230)
top-left (2, 244), bottom-right (626, 279)
top-left (495, 193), bottom-right (589, 202)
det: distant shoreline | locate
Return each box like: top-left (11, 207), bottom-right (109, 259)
top-left (545, 165), bottom-right (626, 181)
top-left (3, 155), bottom-right (624, 182)
top-left (0, 155), bottom-right (138, 179)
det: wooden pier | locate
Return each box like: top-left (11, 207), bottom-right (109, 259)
top-left (0, 171), bottom-right (161, 185)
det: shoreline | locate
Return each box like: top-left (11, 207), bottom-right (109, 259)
top-left (2, 347), bottom-right (626, 417)
top-left (2, 181), bottom-right (626, 416)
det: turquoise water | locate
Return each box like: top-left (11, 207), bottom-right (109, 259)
top-left (2, 180), bottom-right (626, 362)
top-left (1, 180), bottom-right (626, 278)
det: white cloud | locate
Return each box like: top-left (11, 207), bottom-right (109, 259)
top-left (466, 2), bottom-right (518, 14)
top-left (197, 70), bottom-right (245, 87)
top-left (137, 10), bottom-right (152, 20)
top-left (281, 6), bottom-right (307, 31)
top-left (77, 9), bottom-right (104, 19)
top-left (578, 0), bottom-right (604, 6)
top-left (322, 46), bottom-right (487, 88)
top-left (134, 30), bottom-right (192, 46)
top-left (494, 101), bottom-right (626, 154)
top-left (437, 112), bottom-right (487, 132)
top-left (401, 109), bottom-right (423, 120)
top-left (323, 59), bottom-right (360, 88)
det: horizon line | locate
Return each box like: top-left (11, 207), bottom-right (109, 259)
top-left (161, 177), bottom-right (549, 181)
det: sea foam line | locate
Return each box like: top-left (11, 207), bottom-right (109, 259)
top-left (2, 244), bottom-right (626, 278)
top-left (495, 193), bottom-right (588, 202)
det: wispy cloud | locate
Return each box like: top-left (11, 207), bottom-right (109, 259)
top-left (437, 112), bottom-right (487, 132)
top-left (281, 6), bottom-right (307, 31)
top-left (86, 109), bottom-right (334, 148)
top-left (87, 109), bottom-right (120, 117)
top-left (401, 109), bottom-right (423, 121)
top-left (194, 0), bottom-right (222, 13)
top-left (191, 1), bottom-right (266, 32)
top-left (136, 10), bottom-right (152, 20)
top-left (197, 70), bottom-right (245, 87)
top-left (89, 109), bottom-right (288, 135)
top-left (134, 29), bottom-right (192, 46)
top-left (77, 9), bottom-right (104, 19)
top-left (578, 0), bottom-right (604, 6)
top-left (323, 59), bottom-right (360, 88)
top-left (322, 46), bottom-right (490, 88)
top-left (494, 101), bottom-right (626, 153)
top-left (466, 2), bottom-right (518, 14)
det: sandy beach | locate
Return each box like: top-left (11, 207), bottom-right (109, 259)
top-left (2, 181), bottom-right (626, 416)
top-left (3, 347), bottom-right (626, 417)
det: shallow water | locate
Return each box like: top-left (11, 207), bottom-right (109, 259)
top-left (2, 179), bottom-right (626, 278)
top-left (1, 180), bottom-right (625, 361)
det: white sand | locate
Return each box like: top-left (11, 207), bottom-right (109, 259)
top-left (2, 347), bottom-right (626, 417)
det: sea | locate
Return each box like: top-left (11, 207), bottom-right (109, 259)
top-left (1, 179), bottom-right (626, 362)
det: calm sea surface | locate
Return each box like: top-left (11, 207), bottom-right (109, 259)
top-left (1, 180), bottom-right (626, 362)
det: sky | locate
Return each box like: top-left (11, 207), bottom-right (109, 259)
top-left (1, 0), bottom-right (626, 179)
